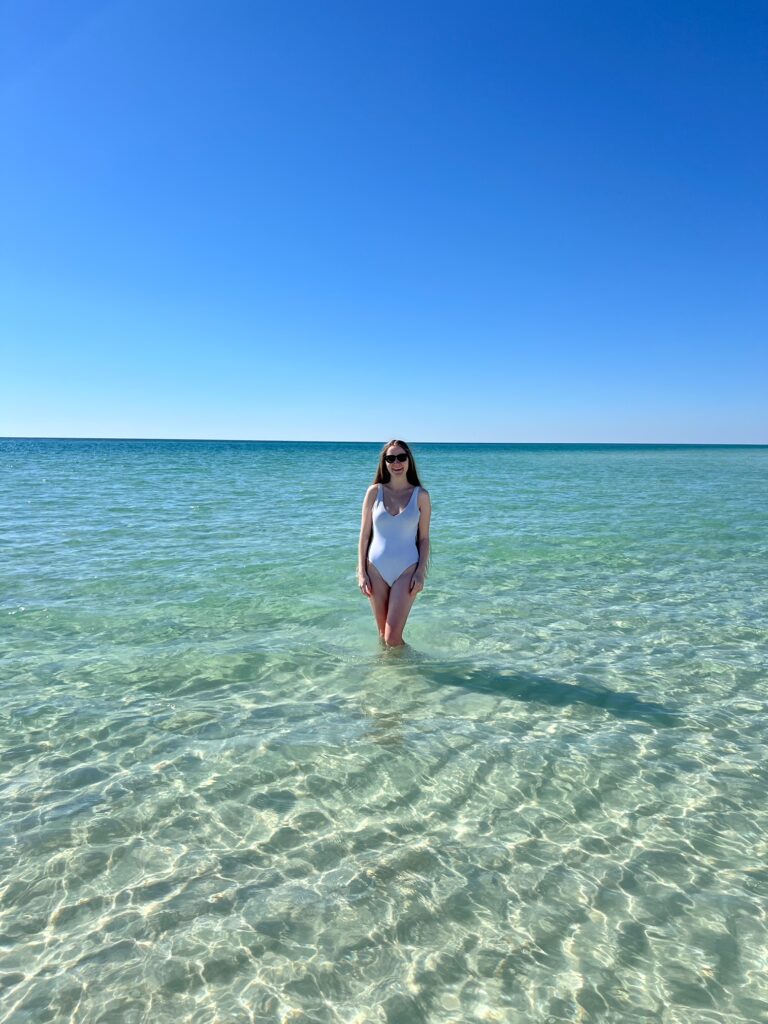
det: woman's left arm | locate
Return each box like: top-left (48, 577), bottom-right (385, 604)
top-left (410, 489), bottom-right (432, 593)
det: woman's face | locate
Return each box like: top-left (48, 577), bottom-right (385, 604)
top-left (385, 445), bottom-right (409, 479)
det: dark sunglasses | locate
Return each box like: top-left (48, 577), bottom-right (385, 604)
top-left (384, 453), bottom-right (409, 464)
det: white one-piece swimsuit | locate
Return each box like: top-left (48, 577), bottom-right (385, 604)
top-left (368, 484), bottom-right (420, 586)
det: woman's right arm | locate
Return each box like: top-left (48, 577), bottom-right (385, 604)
top-left (357, 485), bottom-right (377, 596)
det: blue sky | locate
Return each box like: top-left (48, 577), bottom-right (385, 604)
top-left (1, 0), bottom-right (766, 442)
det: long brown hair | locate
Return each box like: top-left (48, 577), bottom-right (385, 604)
top-left (373, 439), bottom-right (423, 486)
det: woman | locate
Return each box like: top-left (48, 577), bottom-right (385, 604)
top-left (358, 439), bottom-right (431, 646)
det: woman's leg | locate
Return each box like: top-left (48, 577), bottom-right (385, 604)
top-left (383, 563), bottom-right (419, 646)
top-left (366, 561), bottom-right (390, 639)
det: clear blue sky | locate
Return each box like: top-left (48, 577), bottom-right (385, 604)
top-left (1, 0), bottom-right (766, 442)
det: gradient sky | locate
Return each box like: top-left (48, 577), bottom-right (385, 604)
top-left (1, 0), bottom-right (766, 442)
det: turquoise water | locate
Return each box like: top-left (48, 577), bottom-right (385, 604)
top-left (1, 439), bottom-right (767, 1024)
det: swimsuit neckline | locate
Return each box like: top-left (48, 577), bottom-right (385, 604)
top-left (380, 484), bottom-right (417, 518)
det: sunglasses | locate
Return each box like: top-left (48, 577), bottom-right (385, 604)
top-left (384, 453), bottom-right (409, 464)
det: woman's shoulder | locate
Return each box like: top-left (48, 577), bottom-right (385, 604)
top-left (417, 486), bottom-right (430, 503)
top-left (364, 483), bottom-right (379, 502)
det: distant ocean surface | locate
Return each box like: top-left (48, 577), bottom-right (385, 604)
top-left (2, 438), bottom-right (767, 1024)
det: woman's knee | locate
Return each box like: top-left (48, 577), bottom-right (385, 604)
top-left (384, 623), bottom-right (404, 646)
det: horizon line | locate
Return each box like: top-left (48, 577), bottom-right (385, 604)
top-left (2, 436), bottom-right (767, 447)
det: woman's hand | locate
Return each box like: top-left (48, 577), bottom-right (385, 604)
top-left (409, 569), bottom-right (426, 594)
top-left (358, 570), bottom-right (372, 597)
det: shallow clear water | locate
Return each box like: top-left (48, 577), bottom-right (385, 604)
top-left (1, 439), bottom-right (767, 1024)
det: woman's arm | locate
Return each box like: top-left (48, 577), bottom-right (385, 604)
top-left (410, 489), bottom-right (432, 593)
top-left (357, 485), bottom-right (377, 596)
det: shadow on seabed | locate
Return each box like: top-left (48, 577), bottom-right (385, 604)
top-left (381, 647), bottom-right (681, 727)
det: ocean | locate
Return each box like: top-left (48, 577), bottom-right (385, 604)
top-left (1, 439), bottom-right (767, 1023)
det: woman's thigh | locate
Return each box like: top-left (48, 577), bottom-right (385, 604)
top-left (385, 563), bottom-right (419, 642)
top-left (366, 560), bottom-right (390, 634)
